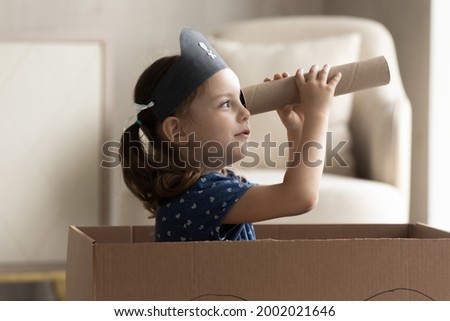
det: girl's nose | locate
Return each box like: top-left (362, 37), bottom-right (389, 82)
top-left (239, 104), bottom-right (250, 122)
top-left (238, 95), bottom-right (250, 122)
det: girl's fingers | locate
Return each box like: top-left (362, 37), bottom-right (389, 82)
top-left (308, 64), bottom-right (319, 80)
top-left (328, 72), bottom-right (342, 87)
top-left (273, 73), bottom-right (283, 80)
top-left (317, 64), bottom-right (330, 83)
top-left (296, 68), bottom-right (305, 84)
top-left (265, 72), bottom-right (290, 82)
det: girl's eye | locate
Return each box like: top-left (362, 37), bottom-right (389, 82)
top-left (219, 100), bottom-right (231, 108)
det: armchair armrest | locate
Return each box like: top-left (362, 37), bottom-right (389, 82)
top-left (350, 87), bottom-right (411, 206)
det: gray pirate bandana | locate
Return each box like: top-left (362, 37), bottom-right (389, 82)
top-left (136, 28), bottom-right (228, 121)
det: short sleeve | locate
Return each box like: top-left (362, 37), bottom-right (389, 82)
top-left (155, 171), bottom-right (256, 242)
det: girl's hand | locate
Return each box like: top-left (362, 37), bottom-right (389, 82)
top-left (296, 64), bottom-right (341, 117)
top-left (263, 72), bottom-right (304, 132)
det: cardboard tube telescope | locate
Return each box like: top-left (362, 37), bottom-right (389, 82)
top-left (241, 56), bottom-right (390, 115)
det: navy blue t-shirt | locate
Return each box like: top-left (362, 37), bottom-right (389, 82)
top-left (155, 170), bottom-right (256, 242)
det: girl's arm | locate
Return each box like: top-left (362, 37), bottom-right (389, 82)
top-left (223, 64), bottom-right (341, 224)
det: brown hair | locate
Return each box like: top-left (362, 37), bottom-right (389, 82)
top-left (120, 55), bottom-right (202, 216)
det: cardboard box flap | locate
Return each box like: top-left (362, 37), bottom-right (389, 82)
top-left (70, 225), bottom-right (96, 243)
top-left (66, 226), bottom-right (95, 300)
top-left (73, 224), bottom-right (450, 245)
top-left (77, 225), bottom-right (133, 243)
top-left (74, 225), bottom-right (155, 243)
top-left (131, 225), bottom-right (155, 243)
top-left (254, 224), bottom-right (411, 240)
top-left (409, 222), bottom-right (450, 239)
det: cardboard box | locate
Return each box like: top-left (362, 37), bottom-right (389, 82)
top-left (66, 223), bottom-right (450, 301)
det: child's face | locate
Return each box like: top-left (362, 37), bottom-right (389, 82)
top-left (181, 68), bottom-right (251, 170)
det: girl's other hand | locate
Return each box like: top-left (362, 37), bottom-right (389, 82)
top-left (263, 72), bottom-right (304, 132)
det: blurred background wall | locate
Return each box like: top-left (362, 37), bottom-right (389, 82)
top-left (1, 0), bottom-right (448, 264)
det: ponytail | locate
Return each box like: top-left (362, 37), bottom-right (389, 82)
top-left (120, 122), bottom-right (156, 213)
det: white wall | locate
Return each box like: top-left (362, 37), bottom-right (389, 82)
top-left (428, 0), bottom-right (450, 229)
top-left (0, 41), bottom-right (102, 263)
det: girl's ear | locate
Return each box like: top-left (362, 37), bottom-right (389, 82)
top-left (161, 116), bottom-right (189, 144)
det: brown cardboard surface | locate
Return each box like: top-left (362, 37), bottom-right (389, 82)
top-left (66, 226), bottom-right (95, 300)
top-left (242, 56), bottom-right (390, 115)
top-left (66, 224), bottom-right (450, 301)
top-left (254, 224), bottom-right (410, 240)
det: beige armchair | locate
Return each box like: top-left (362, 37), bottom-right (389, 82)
top-left (211, 16), bottom-right (411, 224)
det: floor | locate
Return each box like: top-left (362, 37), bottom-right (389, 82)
top-left (0, 264), bottom-right (65, 301)
top-left (0, 282), bottom-right (58, 300)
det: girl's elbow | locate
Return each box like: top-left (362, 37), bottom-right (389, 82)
top-left (286, 191), bottom-right (319, 216)
top-left (284, 187), bottom-right (319, 216)
top-left (302, 192), bottom-right (319, 213)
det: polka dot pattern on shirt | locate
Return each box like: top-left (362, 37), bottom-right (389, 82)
top-left (155, 170), bottom-right (256, 242)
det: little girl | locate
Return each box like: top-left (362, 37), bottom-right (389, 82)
top-left (120, 28), bottom-right (341, 242)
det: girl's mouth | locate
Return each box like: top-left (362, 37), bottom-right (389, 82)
top-left (235, 129), bottom-right (250, 138)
